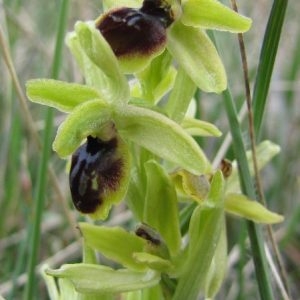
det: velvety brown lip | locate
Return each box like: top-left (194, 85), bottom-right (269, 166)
top-left (69, 136), bottom-right (123, 214)
top-left (96, 0), bottom-right (174, 59)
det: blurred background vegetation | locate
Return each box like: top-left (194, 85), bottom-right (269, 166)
top-left (0, 0), bottom-right (299, 299)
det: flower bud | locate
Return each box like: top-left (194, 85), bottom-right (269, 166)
top-left (219, 158), bottom-right (232, 178)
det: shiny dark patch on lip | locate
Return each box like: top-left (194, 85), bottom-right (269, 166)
top-left (97, 7), bottom-right (167, 58)
top-left (69, 135), bottom-right (123, 214)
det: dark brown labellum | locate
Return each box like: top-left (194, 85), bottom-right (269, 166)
top-left (69, 135), bottom-right (123, 214)
top-left (97, 7), bottom-right (167, 58)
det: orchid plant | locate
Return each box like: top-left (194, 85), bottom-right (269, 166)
top-left (26, 0), bottom-right (283, 299)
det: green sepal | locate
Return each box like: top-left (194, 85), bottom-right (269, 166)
top-left (53, 99), bottom-right (112, 157)
top-left (224, 193), bottom-right (284, 224)
top-left (143, 160), bottom-right (181, 257)
top-left (41, 264), bottom-right (61, 300)
top-left (167, 22), bottom-right (227, 93)
top-left (26, 79), bottom-right (101, 112)
top-left (173, 172), bottom-right (224, 300)
top-left (133, 252), bottom-right (174, 273)
top-left (66, 32), bottom-right (113, 101)
top-left (114, 105), bottom-right (211, 175)
top-left (75, 21), bottom-right (130, 104)
top-left (58, 278), bottom-right (79, 300)
top-left (181, 0), bottom-right (252, 33)
top-left (46, 264), bottom-right (160, 294)
top-left (79, 223), bottom-right (148, 271)
top-left (181, 117), bottom-right (222, 137)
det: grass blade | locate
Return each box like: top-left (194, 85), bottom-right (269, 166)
top-left (222, 89), bottom-right (274, 300)
top-left (24, 1), bottom-right (70, 299)
top-left (252, 0), bottom-right (289, 137)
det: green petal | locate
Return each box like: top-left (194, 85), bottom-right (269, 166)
top-left (181, 117), bottom-right (222, 137)
top-left (75, 21), bottom-right (130, 104)
top-left (144, 160), bottom-right (181, 257)
top-left (167, 22), bottom-right (227, 93)
top-left (225, 193), bottom-right (284, 224)
top-left (46, 264), bottom-right (160, 294)
top-left (181, 0), bottom-right (252, 33)
top-left (26, 79), bottom-right (101, 112)
top-left (53, 99), bottom-right (112, 157)
top-left (80, 223), bottom-right (147, 270)
top-left (113, 105), bottom-right (211, 175)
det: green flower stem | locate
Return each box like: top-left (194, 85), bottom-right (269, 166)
top-left (252, 0), bottom-right (288, 137)
top-left (24, 1), bottom-right (70, 299)
top-left (222, 89), bottom-right (274, 300)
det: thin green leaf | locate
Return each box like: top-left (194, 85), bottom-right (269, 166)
top-left (253, 0), bottom-right (288, 136)
top-left (113, 105), bottom-right (211, 175)
top-left (144, 161), bottom-right (181, 257)
top-left (222, 87), bottom-right (274, 299)
top-left (25, 1), bottom-right (70, 298)
top-left (167, 22), bottom-right (227, 93)
top-left (46, 264), bottom-right (160, 294)
top-left (26, 79), bottom-right (101, 112)
top-left (79, 223), bottom-right (147, 271)
top-left (53, 99), bottom-right (112, 157)
top-left (181, 0), bottom-right (252, 32)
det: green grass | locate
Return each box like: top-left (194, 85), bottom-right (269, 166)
top-left (0, 0), bottom-right (299, 299)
